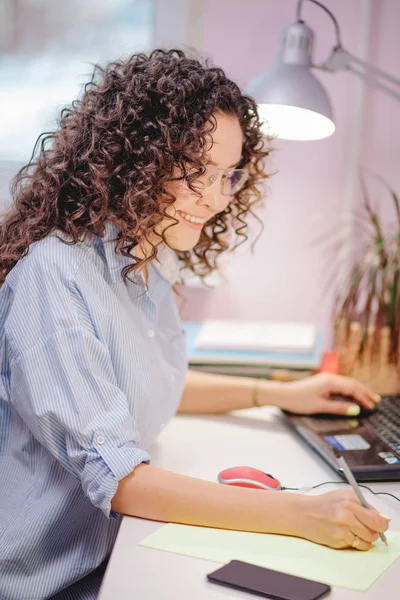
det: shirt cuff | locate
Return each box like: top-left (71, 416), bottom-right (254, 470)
top-left (82, 434), bottom-right (151, 518)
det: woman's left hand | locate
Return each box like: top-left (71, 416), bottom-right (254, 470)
top-left (275, 373), bottom-right (381, 416)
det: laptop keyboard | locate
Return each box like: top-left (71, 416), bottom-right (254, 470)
top-left (364, 395), bottom-right (400, 455)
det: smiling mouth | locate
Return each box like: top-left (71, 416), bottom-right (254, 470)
top-left (177, 210), bottom-right (208, 225)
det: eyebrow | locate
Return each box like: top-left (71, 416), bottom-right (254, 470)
top-left (209, 159), bottom-right (242, 169)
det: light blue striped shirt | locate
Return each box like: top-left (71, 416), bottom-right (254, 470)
top-left (0, 222), bottom-right (187, 599)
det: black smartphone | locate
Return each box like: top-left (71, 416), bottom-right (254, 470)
top-left (207, 560), bottom-right (331, 600)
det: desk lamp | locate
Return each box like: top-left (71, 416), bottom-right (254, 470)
top-left (248, 0), bottom-right (400, 140)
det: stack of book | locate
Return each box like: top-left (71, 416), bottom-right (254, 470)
top-left (183, 320), bottom-right (324, 381)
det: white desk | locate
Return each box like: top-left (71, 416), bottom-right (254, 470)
top-left (98, 407), bottom-right (400, 599)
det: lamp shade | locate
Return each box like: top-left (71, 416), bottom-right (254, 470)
top-left (247, 21), bottom-right (335, 140)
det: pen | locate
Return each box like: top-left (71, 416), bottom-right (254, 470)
top-left (332, 447), bottom-right (388, 546)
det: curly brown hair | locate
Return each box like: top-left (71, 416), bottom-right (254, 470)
top-left (0, 48), bottom-right (271, 286)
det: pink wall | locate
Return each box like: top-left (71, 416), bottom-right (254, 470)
top-left (2, 1), bottom-right (399, 351)
top-left (179, 0), bottom-right (400, 349)
top-left (359, 0), bottom-right (400, 238)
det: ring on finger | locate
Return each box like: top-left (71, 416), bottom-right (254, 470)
top-left (351, 535), bottom-right (361, 549)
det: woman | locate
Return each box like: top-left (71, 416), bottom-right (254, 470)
top-left (0, 49), bottom-right (388, 600)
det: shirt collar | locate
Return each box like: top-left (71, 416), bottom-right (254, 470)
top-left (98, 221), bottom-right (181, 287)
top-left (152, 244), bottom-right (181, 286)
top-left (98, 222), bottom-right (133, 284)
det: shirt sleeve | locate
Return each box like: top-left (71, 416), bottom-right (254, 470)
top-left (9, 325), bottom-right (151, 518)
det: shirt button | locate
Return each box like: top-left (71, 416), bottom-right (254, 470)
top-left (96, 436), bottom-right (105, 445)
top-left (148, 329), bottom-right (154, 338)
top-left (170, 374), bottom-right (175, 384)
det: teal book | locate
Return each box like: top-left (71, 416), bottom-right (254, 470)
top-left (183, 322), bottom-right (323, 370)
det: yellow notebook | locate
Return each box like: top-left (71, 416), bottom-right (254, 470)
top-left (139, 524), bottom-right (400, 592)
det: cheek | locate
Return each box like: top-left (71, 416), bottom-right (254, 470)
top-left (163, 182), bottom-right (196, 213)
top-left (172, 193), bottom-right (199, 213)
top-left (220, 197), bottom-right (232, 212)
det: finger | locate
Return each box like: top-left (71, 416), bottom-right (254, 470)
top-left (340, 528), bottom-right (372, 551)
top-left (327, 375), bottom-right (378, 409)
top-left (349, 518), bottom-right (380, 544)
top-left (351, 503), bottom-right (390, 533)
top-left (349, 536), bottom-right (372, 551)
top-left (317, 398), bottom-right (362, 417)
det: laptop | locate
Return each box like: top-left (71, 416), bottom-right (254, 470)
top-left (282, 394), bottom-right (400, 481)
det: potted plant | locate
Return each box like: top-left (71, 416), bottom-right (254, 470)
top-left (333, 172), bottom-right (400, 394)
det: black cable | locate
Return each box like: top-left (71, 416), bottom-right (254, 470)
top-left (283, 480), bottom-right (400, 503)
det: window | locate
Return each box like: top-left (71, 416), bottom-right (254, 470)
top-left (0, 0), bottom-right (155, 162)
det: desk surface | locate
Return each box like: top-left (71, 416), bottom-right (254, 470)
top-left (98, 407), bottom-right (400, 599)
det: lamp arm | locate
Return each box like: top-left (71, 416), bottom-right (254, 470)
top-left (321, 46), bottom-right (400, 102)
top-left (297, 0), bottom-right (400, 102)
top-left (296, 0), bottom-right (342, 46)
top-left (348, 52), bottom-right (400, 89)
top-left (347, 63), bottom-right (400, 102)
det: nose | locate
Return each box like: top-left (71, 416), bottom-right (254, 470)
top-left (198, 184), bottom-right (230, 213)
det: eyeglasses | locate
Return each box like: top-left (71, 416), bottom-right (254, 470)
top-left (183, 164), bottom-right (249, 197)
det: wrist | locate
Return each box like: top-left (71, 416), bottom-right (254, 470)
top-left (263, 491), bottom-right (309, 536)
top-left (255, 379), bottom-right (290, 409)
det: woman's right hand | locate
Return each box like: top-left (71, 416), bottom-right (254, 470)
top-left (112, 464), bottom-right (390, 551)
top-left (296, 489), bottom-right (390, 550)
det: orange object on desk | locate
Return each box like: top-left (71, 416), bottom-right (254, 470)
top-left (318, 351), bottom-right (339, 374)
